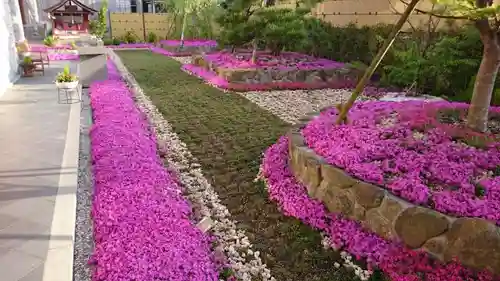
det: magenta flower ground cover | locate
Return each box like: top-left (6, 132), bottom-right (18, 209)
top-left (204, 51), bottom-right (345, 70)
top-left (301, 101), bottom-right (500, 224)
top-left (106, 43), bottom-right (153, 49)
top-left (159, 39), bottom-right (217, 47)
top-left (88, 61), bottom-right (219, 281)
top-left (261, 136), bottom-right (498, 281)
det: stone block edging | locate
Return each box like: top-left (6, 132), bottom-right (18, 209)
top-left (288, 112), bottom-right (500, 275)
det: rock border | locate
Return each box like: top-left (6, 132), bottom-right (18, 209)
top-left (288, 112), bottom-right (500, 275)
top-left (191, 53), bottom-right (361, 86)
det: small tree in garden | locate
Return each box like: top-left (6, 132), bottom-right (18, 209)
top-left (89, 0), bottom-right (108, 39)
top-left (338, 0), bottom-right (500, 132)
top-left (157, 0), bottom-right (217, 45)
top-left (216, 0), bottom-right (318, 62)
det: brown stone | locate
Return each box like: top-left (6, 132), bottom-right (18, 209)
top-left (323, 185), bottom-right (354, 216)
top-left (422, 235), bottom-right (447, 260)
top-left (444, 218), bottom-right (500, 274)
top-left (321, 164), bottom-right (357, 189)
top-left (293, 147), bottom-right (324, 196)
top-left (225, 69), bottom-right (257, 83)
top-left (352, 203), bottom-right (366, 221)
top-left (377, 195), bottom-right (409, 222)
top-left (288, 130), bottom-right (305, 152)
top-left (288, 144), bottom-right (302, 177)
top-left (363, 209), bottom-right (395, 240)
top-left (315, 180), bottom-right (329, 201)
top-left (394, 207), bottom-right (449, 248)
top-left (352, 182), bottom-right (385, 209)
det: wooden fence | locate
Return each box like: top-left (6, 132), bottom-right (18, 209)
top-left (109, 13), bottom-right (174, 40)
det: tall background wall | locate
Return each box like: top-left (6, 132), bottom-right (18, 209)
top-left (0, 0), bottom-right (24, 97)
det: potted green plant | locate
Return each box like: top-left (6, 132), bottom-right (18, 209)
top-left (21, 56), bottom-right (35, 77)
top-left (55, 65), bottom-right (78, 90)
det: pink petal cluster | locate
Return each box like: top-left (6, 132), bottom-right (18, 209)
top-left (47, 53), bottom-right (79, 61)
top-left (301, 101), bottom-right (500, 224)
top-left (29, 44), bottom-right (73, 51)
top-left (88, 60), bottom-right (219, 281)
top-left (107, 43), bottom-right (153, 49)
top-left (204, 51), bottom-right (344, 70)
top-left (159, 39), bottom-right (217, 47)
top-left (261, 136), bottom-right (499, 281)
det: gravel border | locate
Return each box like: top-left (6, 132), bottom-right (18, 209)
top-left (111, 51), bottom-right (275, 281)
top-left (72, 88), bottom-right (93, 281)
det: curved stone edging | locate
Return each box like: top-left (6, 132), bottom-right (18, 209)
top-left (288, 113), bottom-right (500, 275)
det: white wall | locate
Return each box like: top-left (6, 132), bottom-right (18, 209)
top-left (0, 0), bottom-right (24, 97)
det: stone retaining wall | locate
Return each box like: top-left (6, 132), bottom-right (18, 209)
top-left (191, 54), bottom-right (362, 85)
top-left (288, 112), bottom-right (500, 275)
top-left (160, 43), bottom-right (217, 56)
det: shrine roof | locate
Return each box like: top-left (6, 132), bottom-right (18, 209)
top-left (44, 0), bottom-right (98, 13)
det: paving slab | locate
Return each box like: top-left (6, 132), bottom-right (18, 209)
top-left (0, 61), bottom-right (81, 281)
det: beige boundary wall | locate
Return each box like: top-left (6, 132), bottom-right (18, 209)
top-left (109, 0), bottom-right (468, 40)
top-left (279, 0), bottom-right (464, 30)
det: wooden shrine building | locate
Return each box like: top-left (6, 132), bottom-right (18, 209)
top-left (44, 0), bottom-right (98, 36)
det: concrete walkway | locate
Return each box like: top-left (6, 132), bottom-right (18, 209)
top-left (0, 61), bottom-right (81, 281)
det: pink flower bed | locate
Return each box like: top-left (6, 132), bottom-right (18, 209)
top-left (107, 43), bottom-right (153, 49)
top-left (160, 39), bottom-right (217, 47)
top-left (301, 101), bottom-right (500, 224)
top-left (29, 44), bottom-right (72, 51)
top-left (150, 47), bottom-right (182, 57)
top-left (27, 44), bottom-right (79, 60)
top-left (89, 61), bottom-right (219, 281)
top-left (48, 53), bottom-right (79, 60)
top-left (261, 136), bottom-right (498, 281)
top-left (205, 51), bottom-right (344, 70)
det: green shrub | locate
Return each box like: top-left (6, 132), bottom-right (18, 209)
top-left (103, 38), bottom-right (114, 45)
top-left (112, 37), bottom-right (122, 45)
top-left (251, 8), bottom-right (309, 55)
top-left (122, 31), bottom-right (139, 43)
top-left (43, 35), bottom-right (56, 47)
top-left (147, 32), bottom-right (159, 43)
top-left (423, 25), bottom-right (482, 98)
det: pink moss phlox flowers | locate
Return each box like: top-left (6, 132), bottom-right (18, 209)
top-left (301, 101), bottom-right (500, 224)
top-left (159, 39), bottom-right (217, 47)
top-left (47, 53), bottom-right (79, 61)
top-left (107, 43), bottom-right (153, 49)
top-left (88, 61), bottom-right (219, 281)
top-left (261, 136), bottom-right (498, 281)
top-left (204, 51), bottom-right (344, 70)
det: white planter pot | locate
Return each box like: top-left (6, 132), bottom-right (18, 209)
top-left (56, 80), bottom-right (79, 90)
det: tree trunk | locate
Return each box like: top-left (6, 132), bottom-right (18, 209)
top-left (251, 39), bottom-right (258, 64)
top-left (466, 42), bottom-right (500, 132)
top-left (180, 8), bottom-right (188, 49)
top-left (466, 22), bottom-right (500, 132)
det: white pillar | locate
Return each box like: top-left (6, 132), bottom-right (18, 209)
top-left (8, 0), bottom-right (25, 42)
top-left (24, 0), bottom-right (39, 25)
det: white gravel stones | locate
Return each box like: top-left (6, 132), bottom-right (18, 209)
top-left (238, 89), bottom-right (373, 124)
top-left (170, 56), bottom-right (192, 65)
top-left (110, 51), bottom-right (275, 281)
top-left (73, 89), bottom-right (94, 281)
